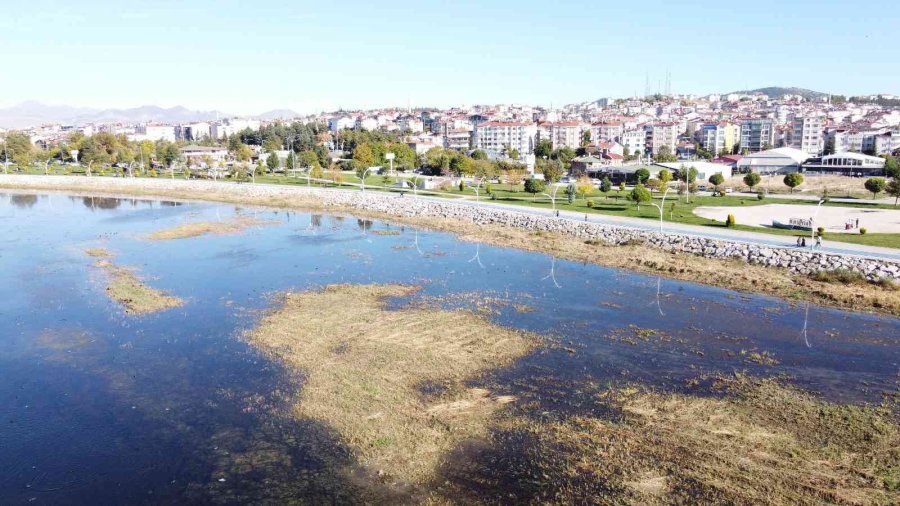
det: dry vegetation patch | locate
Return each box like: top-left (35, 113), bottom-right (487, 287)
top-left (246, 283), bottom-right (536, 483)
top-left (87, 248), bottom-right (183, 314)
top-left (474, 376), bottom-right (899, 505)
top-left (144, 216), bottom-right (275, 241)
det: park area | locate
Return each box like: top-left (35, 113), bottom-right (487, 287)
top-left (694, 203), bottom-right (900, 234)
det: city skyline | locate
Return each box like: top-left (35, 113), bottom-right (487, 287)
top-left (2, 0), bottom-right (898, 115)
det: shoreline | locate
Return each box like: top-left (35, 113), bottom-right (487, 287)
top-left (2, 174), bottom-right (899, 316)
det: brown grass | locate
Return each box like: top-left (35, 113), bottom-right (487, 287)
top-left (246, 284), bottom-right (536, 483)
top-left (6, 181), bottom-right (898, 315)
top-left (460, 375), bottom-right (899, 505)
top-left (87, 248), bottom-right (183, 314)
top-left (144, 216), bottom-right (274, 241)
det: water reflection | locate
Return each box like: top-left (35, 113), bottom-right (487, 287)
top-left (542, 256), bottom-right (561, 288)
top-left (10, 194), bottom-right (37, 208)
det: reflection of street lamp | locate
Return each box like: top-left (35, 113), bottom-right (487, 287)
top-left (469, 243), bottom-right (485, 268)
top-left (542, 256), bottom-right (561, 288)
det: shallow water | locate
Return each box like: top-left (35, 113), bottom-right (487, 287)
top-left (1, 191), bottom-right (897, 503)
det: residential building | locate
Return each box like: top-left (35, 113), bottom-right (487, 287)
top-left (620, 129), bottom-right (644, 158)
top-left (789, 115), bottom-right (824, 155)
top-left (648, 122), bottom-right (678, 155)
top-left (180, 145), bottom-right (228, 165)
top-left (132, 124), bottom-right (176, 142)
top-left (739, 118), bottom-right (775, 153)
top-left (398, 115), bottom-right (424, 134)
top-left (537, 121), bottom-right (585, 150)
top-left (697, 122), bottom-right (739, 155)
top-left (590, 122), bottom-right (623, 142)
top-left (327, 116), bottom-right (356, 133)
top-left (472, 121), bottom-right (537, 158)
top-left (443, 129), bottom-right (471, 151)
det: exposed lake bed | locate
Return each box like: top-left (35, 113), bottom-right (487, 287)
top-left (1, 191), bottom-right (898, 503)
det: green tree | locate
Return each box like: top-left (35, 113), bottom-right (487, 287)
top-left (235, 144), bottom-right (252, 162)
top-left (299, 150), bottom-right (320, 170)
top-left (506, 146), bottom-right (520, 160)
top-left (551, 146), bottom-right (576, 166)
top-left (352, 143), bottom-right (376, 171)
top-left (885, 178), bottom-right (900, 207)
top-left (542, 159), bottom-right (564, 183)
top-left (470, 149), bottom-right (488, 160)
top-left (783, 173), bottom-right (804, 194)
top-left (654, 145), bottom-right (677, 163)
top-left (884, 155), bottom-right (899, 179)
top-left (657, 169), bottom-right (672, 188)
top-left (534, 138), bottom-right (553, 158)
top-left (629, 184), bottom-right (652, 209)
top-left (708, 172), bottom-right (725, 190)
top-left (823, 137), bottom-right (836, 156)
top-left (743, 172), bottom-right (761, 191)
top-left (634, 168), bottom-right (650, 184)
top-left (580, 130), bottom-right (591, 148)
top-left (2, 132), bottom-right (35, 167)
top-left (599, 176), bottom-right (612, 198)
top-left (864, 177), bottom-right (886, 198)
top-left (523, 178), bottom-right (546, 200)
top-left (266, 152), bottom-right (280, 172)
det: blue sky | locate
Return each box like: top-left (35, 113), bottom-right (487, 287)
top-left (1, 0), bottom-right (896, 114)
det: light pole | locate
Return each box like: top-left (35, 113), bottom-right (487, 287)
top-left (45, 158), bottom-right (51, 175)
top-left (810, 198), bottom-right (825, 250)
top-left (541, 181), bottom-right (562, 212)
top-left (360, 167), bottom-right (373, 191)
top-left (411, 175), bottom-right (420, 197)
top-left (649, 186), bottom-right (673, 232)
top-left (470, 176), bottom-right (486, 201)
top-left (385, 152), bottom-right (395, 176)
top-left (86, 161), bottom-right (93, 177)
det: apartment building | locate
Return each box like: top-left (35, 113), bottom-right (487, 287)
top-left (697, 122), bottom-right (739, 155)
top-left (443, 129), bottom-right (472, 151)
top-left (537, 121), bottom-right (586, 150)
top-left (472, 121), bottom-right (537, 157)
top-left (648, 122), bottom-right (678, 155)
top-left (789, 115), bottom-right (824, 155)
top-left (620, 129), bottom-right (645, 157)
top-left (590, 122), bottom-right (624, 142)
top-left (133, 124), bottom-right (176, 142)
top-left (739, 118), bottom-right (775, 153)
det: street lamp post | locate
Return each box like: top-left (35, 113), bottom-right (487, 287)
top-left (470, 176), bottom-right (486, 201)
top-left (411, 175), bottom-right (420, 197)
top-left (360, 167), bottom-right (373, 192)
top-left (385, 152), bottom-right (395, 176)
top-left (649, 186), bottom-right (673, 232)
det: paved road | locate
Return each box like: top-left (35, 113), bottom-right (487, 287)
top-left (412, 193), bottom-right (900, 262)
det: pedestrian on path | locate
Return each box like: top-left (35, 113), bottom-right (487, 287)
top-left (815, 235), bottom-right (822, 248)
top-left (796, 236), bottom-right (802, 247)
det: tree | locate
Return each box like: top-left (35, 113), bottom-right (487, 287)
top-left (783, 173), bottom-right (803, 194)
top-left (884, 155), bottom-right (899, 179)
top-left (657, 169), bottom-right (672, 188)
top-left (542, 159), bottom-right (564, 183)
top-left (506, 146), bottom-right (520, 160)
top-left (2, 132), bottom-right (35, 167)
top-left (470, 149), bottom-right (488, 160)
top-left (708, 172), bottom-right (725, 191)
top-left (629, 184), bottom-right (652, 209)
top-left (158, 142), bottom-right (179, 168)
top-left (743, 172), bottom-right (761, 191)
top-left (299, 150), bottom-right (320, 170)
top-left (235, 144), bottom-right (252, 162)
top-left (885, 178), bottom-right (900, 207)
top-left (266, 152), bottom-right (280, 172)
top-left (575, 175), bottom-right (594, 203)
top-left (823, 137), bottom-right (836, 156)
top-left (599, 176), bottom-right (612, 198)
top-left (864, 177), bottom-right (886, 198)
top-left (654, 145), bottom-right (677, 163)
top-left (523, 178), bottom-right (546, 200)
top-left (534, 138), bottom-right (553, 158)
top-left (634, 168), bottom-right (650, 184)
top-left (551, 146), bottom-right (576, 166)
top-left (352, 143), bottom-right (376, 171)
top-left (580, 130), bottom-right (591, 148)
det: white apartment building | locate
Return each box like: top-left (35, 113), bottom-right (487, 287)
top-left (210, 119), bottom-right (262, 140)
top-left (356, 117), bottom-right (378, 130)
top-left (132, 124), bottom-right (176, 142)
top-left (590, 122), bottom-right (624, 142)
top-left (472, 121), bottom-right (537, 157)
top-left (443, 129), bottom-right (472, 151)
top-left (620, 129), bottom-right (645, 157)
top-left (789, 115), bottom-right (824, 156)
top-left (648, 122), bottom-right (678, 155)
top-left (538, 121), bottom-right (586, 150)
top-left (398, 115), bottom-right (425, 134)
top-left (327, 116), bottom-right (356, 133)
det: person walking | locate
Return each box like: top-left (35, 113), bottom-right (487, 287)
top-left (796, 236), bottom-right (802, 247)
top-left (801, 237), bottom-right (807, 247)
top-left (815, 234), bottom-right (822, 249)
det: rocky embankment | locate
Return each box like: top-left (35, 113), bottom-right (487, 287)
top-left (3, 175), bottom-right (899, 281)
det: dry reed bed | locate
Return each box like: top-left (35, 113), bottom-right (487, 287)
top-left (247, 284), bottom-right (537, 483)
top-left (87, 248), bottom-right (183, 314)
top-left (144, 216), bottom-right (275, 241)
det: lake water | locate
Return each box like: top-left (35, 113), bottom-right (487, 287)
top-left (1, 191), bottom-right (897, 503)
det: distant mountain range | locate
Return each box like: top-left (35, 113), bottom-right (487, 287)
top-left (0, 101), bottom-right (260, 129)
top-left (729, 87), bottom-right (830, 100)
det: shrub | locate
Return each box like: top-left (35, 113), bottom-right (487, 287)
top-left (816, 226), bottom-right (825, 237)
top-left (458, 180), bottom-right (465, 192)
top-left (726, 214), bottom-right (736, 227)
top-left (811, 268), bottom-right (867, 285)
top-left (757, 192), bottom-right (765, 200)
top-left (485, 183), bottom-right (493, 195)
top-left (149, 169), bottom-right (158, 177)
top-left (586, 199), bottom-right (594, 208)
top-left (860, 227), bottom-right (867, 235)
